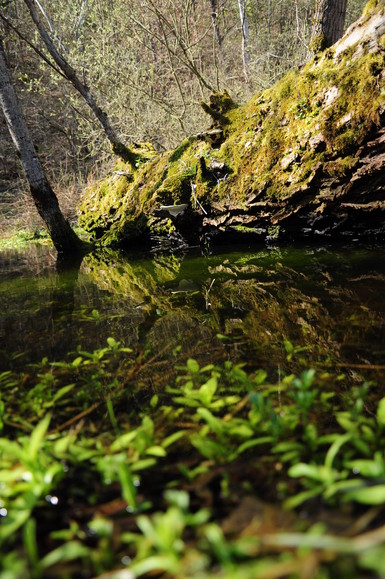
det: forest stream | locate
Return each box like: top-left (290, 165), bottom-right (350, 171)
top-left (2, 243), bottom-right (385, 374)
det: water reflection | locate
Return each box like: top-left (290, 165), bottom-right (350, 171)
top-left (1, 244), bottom-right (385, 379)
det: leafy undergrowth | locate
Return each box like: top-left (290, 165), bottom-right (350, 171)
top-left (1, 339), bottom-right (385, 577)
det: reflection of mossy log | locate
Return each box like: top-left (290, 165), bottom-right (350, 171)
top-left (78, 2), bottom-right (385, 247)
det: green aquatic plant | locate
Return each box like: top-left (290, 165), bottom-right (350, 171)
top-left (123, 490), bottom-right (210, 576)
top-left (0, 414), bottom-right (65, 542)
top-left (2, 338), bottom-right (385, 577)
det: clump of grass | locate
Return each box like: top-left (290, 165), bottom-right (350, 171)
top-left (0, 172), bottom-right (87, 249)
top-left (0, 228), bottom-right (51, 251)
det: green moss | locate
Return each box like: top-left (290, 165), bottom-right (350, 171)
top-left (194, 156), bottom-right (215, 200)
top-left (148, 216), bottom-right (175, 236)
top-left (363, 0), bottom-right (380, 17)
top-left (309, 33), bottom-right (327, 54)
top-left (200, 90), bottom-right (237, 127)
top-left (78, 28), bottom-right (385, 246)
top-left (155, 173), bottom-right (192, 205)
top-left (168, 138), bottom-right (195, 163)
top-left (324, 156), bottom-right (359, 177)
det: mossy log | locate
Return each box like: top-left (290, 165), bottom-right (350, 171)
top-left (78, 1), bottom-right (385, 248)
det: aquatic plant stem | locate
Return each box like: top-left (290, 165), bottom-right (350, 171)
top-left (49, 345), bottom-right (172, 434)
top-left (262, 522), bottom-right (385, 554)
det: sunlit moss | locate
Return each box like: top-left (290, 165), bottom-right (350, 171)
top-left (78, 6), bottom-right (385, 245)
top-left (0, 228), bottom-right (52, 251)
top-left (363, 0), bottom-right (380, 17)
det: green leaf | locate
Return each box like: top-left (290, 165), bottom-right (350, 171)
top-left (117, 464), bottom-right (137, 508)
top-left (72, 356), bottom-right (83, 368)
top-left (53, 433), bottom-right (75, 455)
top-left (196, 408), bottom-right (223, 434)
top-left (131, 458), bottom-right (157, 471)
top-left (283, 339), bottom-right (293, 353)
top-left (0, 507), bottom-right (31, 541)
top-left (237, 436), bottom-right (272, 454)
top-left (186, 359), bottom-right (200, 373)
top-left (344, 484), bottom-right (385, 505)
top-left (91, 309), bottom-right (100, 320)
top-left (191, 436), bottom-right (226, 460)
top-left (376, 397), bottom-right (385, 426)
top-left (273, 441), bottom-right (304, 453)
top-left (324, 433), bottom-right (352, 470)
top-left (284, 486), bottom-right (323, 509)
top-left (107, 337), bottom-right (119, 348)
top-left (347, 457), bottom-right (385, 478)
top-left (146, 446), bottom-right (167, 457)
top-left (41, 541), bottom-right (90, 569)
top-left (336, 412), bottom-right (356, 433)
top-left (164, 489), bottom-right (189, 510)
top-left (110, 430), bottom-right (137, 452)
top-left (199, 376), bottom-right (217, 405)
top-left (360, 545), bottom-right (385, 574)
top-left (289, 463), bottom-right (334, 483)
top-left (323, 478), bottom-right (365, 500)
top-left (228, 424), bottom-right (254, 438)
top-left (28, 414), bottom-right (51, 461)
top-left (131, 554), bottom-right (179, 576)
top-left (172, 396), bottom-right (199, 408)
top-left (52, 384), bottom-right (75, 403)
top-left (162, 430), bottom-right (186, 448)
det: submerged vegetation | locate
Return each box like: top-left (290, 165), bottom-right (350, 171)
top-left (2, 339), bottom-right (385, 577)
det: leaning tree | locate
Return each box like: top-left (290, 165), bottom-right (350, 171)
top-left (0, 38), bottom-right (85, 253)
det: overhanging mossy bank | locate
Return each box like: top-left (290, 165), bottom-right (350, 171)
top-left (78, 1), bottom-right (385, 246)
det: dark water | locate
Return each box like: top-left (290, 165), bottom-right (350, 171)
top-left (1, 244), bottom-right (385, 381)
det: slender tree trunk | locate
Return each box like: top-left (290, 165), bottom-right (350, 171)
top-left (210, 0), bottom-right (223, 52)
top-left (237, 0), bottom-right (250, 83)
top-left (310, 0), bottom-right (348, 53)
top-left (22, 0), bottom-right (136, 163)
top-left (0, 39), bottom-right (85, 253)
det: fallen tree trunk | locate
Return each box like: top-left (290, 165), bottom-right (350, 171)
top-left (78, 1), bottom-right (385, 248)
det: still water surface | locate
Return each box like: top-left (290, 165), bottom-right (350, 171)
top-left (1, 244), bottom-right (385, 381)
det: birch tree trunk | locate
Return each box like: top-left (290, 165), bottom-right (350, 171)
top-left (237, 0), bottom-right (250, 83)
top-left (310, 0), bottom-right (348, 53)
top-left (0, 39), bottom-right (85, 253)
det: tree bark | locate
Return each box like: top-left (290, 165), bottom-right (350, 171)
top-left (210, 0), bottom-right (223, 52)
top-left (237, 0), bottom-right (250, 83)
top-left (310, 0), bottom-right (348, 53)
top-left (0, 39), bottom-right (85, 253)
